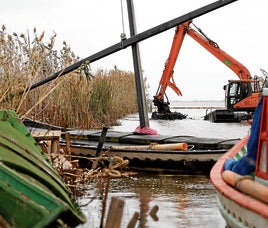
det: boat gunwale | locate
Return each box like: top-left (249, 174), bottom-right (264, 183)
top-left (210, 135), bottom-right (268, 219)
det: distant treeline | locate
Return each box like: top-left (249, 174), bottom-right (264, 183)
top-left (0, 25), bottom-right (145, 129)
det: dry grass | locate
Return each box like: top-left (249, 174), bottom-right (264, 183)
top-left (0, 25), bottom-right (140, 129)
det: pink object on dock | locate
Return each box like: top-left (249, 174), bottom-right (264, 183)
top-left (134, 126), bottom-right (158, 135)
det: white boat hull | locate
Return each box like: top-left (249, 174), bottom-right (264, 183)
top-left (216, 190), bottom-right (268, 228)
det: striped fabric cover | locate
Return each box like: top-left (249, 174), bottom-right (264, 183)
top-left (233, 145), bottom-right (248, 160)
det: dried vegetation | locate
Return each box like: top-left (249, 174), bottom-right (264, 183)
top-left (0, 25), bottom-right (139, 129)
top-left (46, 148), bottom-right (131, 196)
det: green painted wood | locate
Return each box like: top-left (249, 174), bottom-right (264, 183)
top-left (0, 110), bottom-right (86, 227)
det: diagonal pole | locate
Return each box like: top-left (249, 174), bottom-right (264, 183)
top-left (27, 0), bottom-right (238, 91)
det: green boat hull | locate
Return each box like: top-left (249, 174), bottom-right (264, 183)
top-left (0, 110), bottom-right (86, 227)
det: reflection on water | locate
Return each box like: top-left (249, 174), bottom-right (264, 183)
top-left (78, 174), bottom-right (226, 228)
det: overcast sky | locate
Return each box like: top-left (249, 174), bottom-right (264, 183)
top-left (1, 0), bottom-right (268, 101)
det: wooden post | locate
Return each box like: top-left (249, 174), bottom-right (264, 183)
top-left (96, 127), bottom-right (108, 157)
top-left (65, 132), bottom-right (71, 160)
top-left (127, 211), bottom-right (140, 228)
top-left (105, 197), bottom-right (125, 228)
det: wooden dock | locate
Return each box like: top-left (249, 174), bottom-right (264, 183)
top-left (59, 129), bottom-right (239, 174)
top-left (25, 119), bottom-right (240, 174)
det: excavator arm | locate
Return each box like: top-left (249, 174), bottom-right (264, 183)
top-left (185, 23), bottom-right (252, 80)
top-left (185, 22), bottom-right (261, 112)
top-left (153, 21), bottom-right (191, 116)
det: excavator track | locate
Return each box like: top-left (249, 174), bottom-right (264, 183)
top-left (151, 111), bottom-right (187, 120)
top-left (204, 109), bottom-right (254, 123)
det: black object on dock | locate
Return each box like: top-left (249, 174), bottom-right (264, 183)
top-left (96, 127), bottom-right (109, 157)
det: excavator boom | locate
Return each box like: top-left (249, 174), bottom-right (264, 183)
top-left (155, 21), bottom-right (191, 101)
top-left (186, 24), bottom-right (252, 81)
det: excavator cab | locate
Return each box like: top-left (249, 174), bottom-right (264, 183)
top-left (205, 78), bottom-right (263, 123)
top-left (224, 79), bottom-right (261, 112)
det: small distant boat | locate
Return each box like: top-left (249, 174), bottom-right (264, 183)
top-left (0, 110), bottom-right (86, 227)
top-left (210, 88), bottom-right (268, 228)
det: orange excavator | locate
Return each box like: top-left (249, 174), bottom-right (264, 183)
top-left (152, 20), bottom-right (265, 122)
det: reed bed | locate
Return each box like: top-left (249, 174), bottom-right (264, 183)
top-left (0, 25), bottom-right (140, 129)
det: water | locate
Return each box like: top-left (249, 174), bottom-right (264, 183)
top-left (114, 100), bottom-right (250, 139)
top-left (78, 101), bottom-right (251, 228)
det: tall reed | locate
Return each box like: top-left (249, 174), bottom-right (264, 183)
top-left (0, 26), bottom-right (140, 129)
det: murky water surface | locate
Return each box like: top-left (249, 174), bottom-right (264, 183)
top-left (78, 101), bottom-right (250, 228)
top-left (78, 175), bottom-right (226, 228)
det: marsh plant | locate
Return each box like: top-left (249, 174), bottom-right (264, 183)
top-left (0, 25), bottom-right (139, 129)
